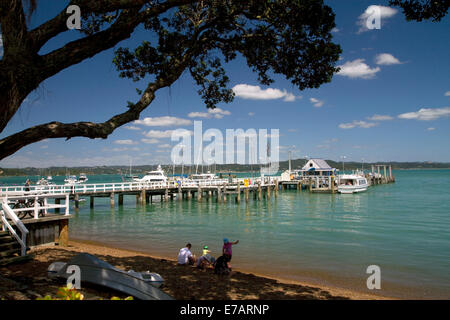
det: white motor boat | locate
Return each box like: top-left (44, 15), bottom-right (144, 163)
top-left (337, 174), bottom-right (369, 194)
top-left (189, 172), bottom-right (217, 181)
top-left (64, 175), bottom-right (79, 185)
top-left (78, 173), bottom-right (88, 183)
top-left (134, 165), bottom-right (167, 183)
top-left (36, 177), bottom-right (55, 186)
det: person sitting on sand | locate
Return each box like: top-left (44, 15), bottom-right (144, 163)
top-left (177, 243), bottom-right (195, 265)
top-left (214, 254), bottom-right (231, 275)
top-left (196, 254), bottom-right (215, 270)
top-left (222, 238), bottom-right (239, 261)
top-left (195, 245), bottom-right (215, 270)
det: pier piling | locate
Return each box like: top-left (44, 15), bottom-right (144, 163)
top-left (110, 193), bottom-right (115, 208)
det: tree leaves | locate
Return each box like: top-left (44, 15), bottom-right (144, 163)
top-left (113, 0), bottom-right (341, 109)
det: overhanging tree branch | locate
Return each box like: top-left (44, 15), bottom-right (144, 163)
top-left (28, 0), bottom-right (198, 52)
top-left (0, 41), bottom-right (198, 160)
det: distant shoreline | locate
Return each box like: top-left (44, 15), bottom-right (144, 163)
top-left (0, 167), bottom-right (449, 178)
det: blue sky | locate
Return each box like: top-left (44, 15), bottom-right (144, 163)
top-left (0, 0), bottom-right (449, 168)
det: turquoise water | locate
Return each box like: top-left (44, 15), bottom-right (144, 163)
top-left (1, 170), bottom-right (449, 298)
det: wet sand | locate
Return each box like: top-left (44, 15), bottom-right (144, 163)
top-left (0, 240), bottom-right (392, 300)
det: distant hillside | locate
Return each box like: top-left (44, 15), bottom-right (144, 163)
top-left (1, 160), bottom-right (449, 176)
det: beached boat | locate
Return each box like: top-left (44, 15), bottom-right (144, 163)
top-left (133, 165), bottom-right (167, 183)
top-left (337, 174), bottom-right (369, 194)
top-left (47, 253), bottom-right (172, 300)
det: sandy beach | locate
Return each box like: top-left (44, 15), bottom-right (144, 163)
top-left (0, 240), bottom-right (391, 300)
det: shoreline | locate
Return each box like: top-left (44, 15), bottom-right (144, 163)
top-left (69, 238), bottom-right (392, 300)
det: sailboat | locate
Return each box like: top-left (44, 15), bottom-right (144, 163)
top-left (126, 158), bottom-right (138, 180)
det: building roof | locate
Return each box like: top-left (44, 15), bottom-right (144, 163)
top-left (302, 159), bottom-right (333, 171)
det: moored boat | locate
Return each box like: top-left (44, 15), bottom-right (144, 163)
top-left (134, 165), bottom-right (167, 183)
top-left (337, 174), bottom-right (369, 194)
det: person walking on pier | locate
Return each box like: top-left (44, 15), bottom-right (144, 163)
top-left (24, 179), bottom-right (31, 192)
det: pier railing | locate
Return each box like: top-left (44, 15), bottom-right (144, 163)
top-left (1, 193), bottom-right (70, 219)
top-left (0, 177), bottom-right (278, 197)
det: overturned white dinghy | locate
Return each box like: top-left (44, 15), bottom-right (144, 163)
top-left (47, 253), bottom-right (173, 300)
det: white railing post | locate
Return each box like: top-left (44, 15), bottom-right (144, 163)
top-left (34, 195), bottom-right (39, 219)
top-left (65, 194), bottom-right (69, 215)
top-left (44, 197), bottom-right (48, 216)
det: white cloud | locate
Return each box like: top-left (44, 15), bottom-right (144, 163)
top-left (398, 107), bottom-right (450, 121)
top-left (427, 127), bottom-right (436, 131)
top-left (445, 91), bottom-right (450, 96)
top-left (207, 108), bottom-right (231, 119)
top-left (331, 27), bottom-right (340, 33)
top-left (367, 114), bottom-right (393, 121)
top-left (158, 144), bottom-right (172, 149)
top-left (141, 138), bottom-right (159, 144)
top-left (134, 116), bottom-right (191, 127)
top-left (124, 125), bottom-right (141, 131)
top-left (187, 112), bottom-right (210, 119)
top-left (339, 120), bottom-right (378, 129)
top-left (232, 84), bottom-right (300, 102)
top-left (310, 98), bottom-right (324, 108)
top-left (283, 93), bottom-right (296, 102)
top-left (40, 145), bottom-right (49, 149)
top-left (188, 108), bottom-right (231, 119)
top-left (337, 59), bottom-right (380, 79)
top-left (248, 112), bottom-right (255, 116)
top-left (144, 129), bottom-right (192, 139)
top-left (357, 5), bottom-right (398, 33)
top-left (375, 53), bottom-right (402, 65)
top-left (114, 139), bottom-right (138, 145)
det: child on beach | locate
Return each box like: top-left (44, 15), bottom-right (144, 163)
top-left (222, 238), bottom-right (239, 261)
top-left (202, 245), bottom-right (211, 256)
top-left (196, 245), bottom-right (215, 270)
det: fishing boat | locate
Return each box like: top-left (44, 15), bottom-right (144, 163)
top-left (134, 165), bottom-right (167, 183)
top-left (337, 174), bottom-right (369, 194)
top-left (47, 253), bottom-right (172, 300)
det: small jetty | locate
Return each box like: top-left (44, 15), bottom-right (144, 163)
top-left (280, 159), bottom-right (395, 193)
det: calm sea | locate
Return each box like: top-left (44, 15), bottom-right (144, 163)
top-left (1, 170), bottom-right (449, 299)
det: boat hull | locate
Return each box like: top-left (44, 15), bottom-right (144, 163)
top-left (47, 253), bottom-right (173, 300)
top-left (338, 186), bottom-right (368, 194)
